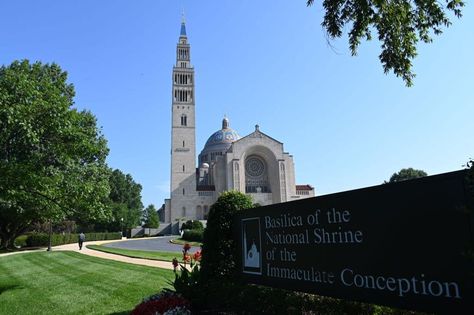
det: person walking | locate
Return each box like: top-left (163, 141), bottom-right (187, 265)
top-left (78, 232), bottom-right (86, 250)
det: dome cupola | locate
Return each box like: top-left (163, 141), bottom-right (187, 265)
top-left (199, 116), bottom-right (241, 164)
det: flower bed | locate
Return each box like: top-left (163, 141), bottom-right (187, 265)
top-left (130, 290), bottom-right (191, 315)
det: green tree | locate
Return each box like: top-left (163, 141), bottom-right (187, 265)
top-left (387, 167), bottom-right (428, 183)
top-left (198, 191), bottom-right (253, 309)
top-left (143, 204), bottom-right (159, 235)
top-left (105, 169), bottom-right (144, 232)
top-left (0, 60), bottom-right (111, 249)
top-left (307, 0), bottom-right (464, 86)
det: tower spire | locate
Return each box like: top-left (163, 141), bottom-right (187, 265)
top-left (180, 9), bottom-right (187, 36)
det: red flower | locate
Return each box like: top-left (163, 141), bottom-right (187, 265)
top-left (130, 294), bottom-right (190, 315)
top-left (183, 254), bottom-right (191, 263)
top-left (183, 243), bottom-right (191, 252)
top-left (192, 250), bottom-right (202, 262)
top-left (172, 257), bottom-right (179, 269)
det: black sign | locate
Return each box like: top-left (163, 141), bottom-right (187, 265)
top-left (234, 170), bottom-right (474, 314)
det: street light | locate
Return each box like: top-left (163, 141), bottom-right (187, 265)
top-left (47, 219), bottom-right (52, 251)
top-left (120, 217), bottom-right (124, 238)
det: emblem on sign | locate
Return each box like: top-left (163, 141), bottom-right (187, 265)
top-left (242, 217), bottom-right (262, 275)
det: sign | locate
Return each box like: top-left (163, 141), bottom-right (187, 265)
top-left (234, 170), bottom-right (474, 314)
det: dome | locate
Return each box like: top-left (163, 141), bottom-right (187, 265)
top-left (199, 117), bottom-right (241, 164)
top-left (205, 127), bottom-right (240, 147)
top-left (204, 117), bottom-right (241, 149)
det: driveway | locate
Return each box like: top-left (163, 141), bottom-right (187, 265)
top-left (103, 236), bottom-right (199, 253)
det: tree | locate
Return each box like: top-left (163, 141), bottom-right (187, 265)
top-left (104, 169), bottom-right (144, 232)
top-left (0, 60), bottom-right (111, 249)
top-left (199, 191), bottom-right (253, 309)
top-left (143, 204), bottom-right (159, 235)
top-left (387, 167), bottom-right (427, 183)
top-left (307, 0), bottom-right (464, 86)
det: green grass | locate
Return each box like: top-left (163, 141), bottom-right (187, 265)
top-left (87, 244), bottom-right (180, 262)
top-left (0, 251), bottom-right (174, 315)
top-left (171, 238), bottom-right (203, 247)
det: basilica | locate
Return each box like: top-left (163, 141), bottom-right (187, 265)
top-left (161, 19), bottom-right (314, 227)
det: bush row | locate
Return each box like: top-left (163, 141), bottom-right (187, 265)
top-left (13, 235), bottom-right (28, 248)
top-left (181, 220), bottom-right (204, 231)
top-left (182, 229), bottom-right (203, 242)
top-left (25, 232), bottom-right (121, 247)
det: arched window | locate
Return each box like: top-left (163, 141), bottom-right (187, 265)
top-left (181, 115), bottom-right (187, 126)
top-left (203, 206), bottom-right (209, 220)
top-left (196, 206), bottom-right (203, 220)
top-left (245, 155), bottom-right (270, 193)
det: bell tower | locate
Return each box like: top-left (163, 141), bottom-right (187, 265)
top-left (170, 15), bottom-right (196, 223)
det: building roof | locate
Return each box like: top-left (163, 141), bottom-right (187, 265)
top-left (201, 117), bottom-right (241, 154)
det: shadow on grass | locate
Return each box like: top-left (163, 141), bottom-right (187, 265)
top-left (0, 284), bottom-right (22, 295)
top-left (0, 246), bottom-right (43, 254)
top-left (108, 311), bottom-right (131, 315)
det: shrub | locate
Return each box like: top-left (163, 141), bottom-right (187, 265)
top-left (173, 265), bottom-right (202, 309)
top-left (182, 229), bottom-right (203, 242)
top-left (13, 235), bottom-right (28, 248)
top-left (181, 220), bottom-right (203, 231)
top-left (195, 191), bottom-right (253, 310)
top-left (26, 233), bottom-right (49, 247)
top-left (200, 191), bottom-right (253, 282)
top-left (25, 232), bottom-right (121, 247)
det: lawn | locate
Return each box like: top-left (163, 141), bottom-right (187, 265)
top-left (0, 251), bottom-right (174, 315)
top-left (87, 245), bottom-right (180, 262)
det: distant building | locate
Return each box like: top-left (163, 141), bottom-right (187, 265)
top-left (162, 18), bottom-right (314, 227)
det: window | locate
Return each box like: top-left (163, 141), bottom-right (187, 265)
top-left (183, 188), bottom-right (185, 195)
top-left (183, 140), bottom-right (185, 147)
top-left (245, 155), bottom-right (271, 193)
top-left (183, 165), bottom-right (185, 172)
top-left (203, 206), bottom-right (209, 220)
top-left (181, 115), bottom-right (187, 126)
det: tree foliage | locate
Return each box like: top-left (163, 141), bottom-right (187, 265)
top-left (181, 220), bottom-right (204, 231)
top-left (0, 60), bottom-right (111, 249)
top-left (143, 204), bottom-right (159, 229)
top-left (387, 167), bottom-right (427, 183)
top-left (197, 191), bottom-right (253, 310)
top-left (105, 169), bottom-right (144, 231)
top-left (307, 0), bottom-right (464, 86)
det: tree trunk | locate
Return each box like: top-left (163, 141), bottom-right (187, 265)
top-left (0, 223), bottom-right (29, 250)
top-left (0, 232), bottom-right (15, 249)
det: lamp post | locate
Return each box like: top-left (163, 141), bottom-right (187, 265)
top-left (47, 219), bottom-right (52, 251)
top-left (120, 217), bottom-right (124, 238)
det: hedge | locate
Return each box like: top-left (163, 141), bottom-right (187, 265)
top-left (182, 229), bottom-right (204, 242)
top-left (26, 232), bottom-right (122, 247)
top-left (181, 220), bottom-right (204, 231)
top-left (13, 235), bottom-right (28, 248)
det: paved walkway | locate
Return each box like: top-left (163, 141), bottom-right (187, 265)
top-left (0, 238), bottom-right (175, 270)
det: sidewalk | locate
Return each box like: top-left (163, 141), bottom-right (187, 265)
top-left (0, 238), bottom-right (174, 270)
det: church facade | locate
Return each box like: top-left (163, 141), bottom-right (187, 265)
top-left (162, 19), bottom-right (314, 225)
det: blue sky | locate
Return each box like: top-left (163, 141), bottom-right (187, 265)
top-left (1, 1), bottom-right (473, 208)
